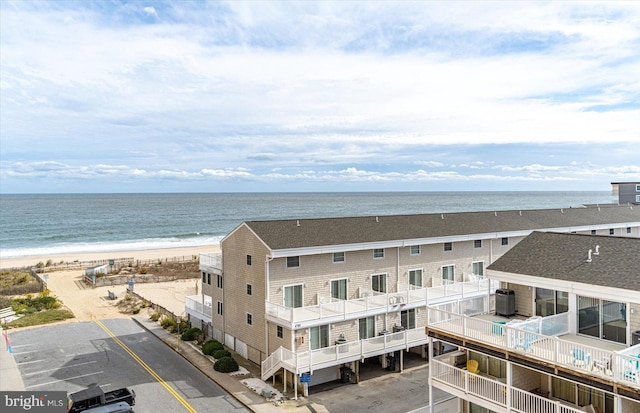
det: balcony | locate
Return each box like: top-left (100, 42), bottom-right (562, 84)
top-left (185, 295), bottom-right (212, 323)
top-left (265, 278), bottom-right (499, 329)
top-left (261, 326), bottom-right (429, 380)
top-left (427, 307), bottom-right (640, 390)
top-left (199, 252), bottom-right (221, 271)
top-left (431, 358), bottom-right (587, 413)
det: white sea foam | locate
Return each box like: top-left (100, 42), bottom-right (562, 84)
top-left (0, 236), bottom-right (223, 259)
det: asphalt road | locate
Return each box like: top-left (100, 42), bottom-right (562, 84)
top-left (9, 319), bottom-right (248, 413)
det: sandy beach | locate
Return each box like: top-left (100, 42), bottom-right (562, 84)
top-left (1, 245), bottom-right (221, 323)
top-left (0, 244), bottom-right (220, 269)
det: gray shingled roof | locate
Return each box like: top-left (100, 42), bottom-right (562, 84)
top-left (244, 205), bottom-right (640, 250)
top-left (487, 231), bottom-right (640, 292)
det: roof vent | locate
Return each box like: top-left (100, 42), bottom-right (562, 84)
top-left (441, 214), bottom-right (444, 220)
top-left (586, 248), bottom-right (592, 263)
top-left (519, 211), bottom-right (522, 216)
top-left (376, 216), bottom-right (379, 223)
top-left (594, 245), bottom-right (600, 255)
top-left (494, 211), bottom-right (497, 217)
top-left (561, 208), bottom-right (564, 213)
top-left (597, 204), bottom-right (601, 211)
top-left (296, 220), bottom-right (300, 227)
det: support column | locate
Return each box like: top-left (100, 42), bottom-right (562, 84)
top-left (283, 369), bottom-right (287, 394)
top-left (400, 350), bottom-right (404, 372)
top-left (294, 374), bottom-right (298, 400)
top-left (506, 361), bottom-right (512, 411)
top-left (428, 338), bottom-right (434, 413)
top-left (355, 360), bottom-right (360, 383)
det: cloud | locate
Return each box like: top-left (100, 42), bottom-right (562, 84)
top-left (142, 6), bottom-right (157, 17)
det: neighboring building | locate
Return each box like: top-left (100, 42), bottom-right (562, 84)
top-left (611, 182), bottom-right (640, 205)
top-left (426, 232), bottom-right (640, 413)
top-left (187, 204), bottom-right (640, 393)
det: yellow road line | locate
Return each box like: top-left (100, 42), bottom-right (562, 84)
top-left (95, 319), bottom-right (197, 413)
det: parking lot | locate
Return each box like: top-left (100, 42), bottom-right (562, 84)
top-left (8, 319), bottom-right (248, 413)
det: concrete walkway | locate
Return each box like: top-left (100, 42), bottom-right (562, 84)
top-left (132, 316), bottom-right (326, 413)
top-left (0, 326), bottom-right (26, 391)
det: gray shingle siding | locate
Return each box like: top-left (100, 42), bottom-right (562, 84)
top-left (243, 205), bottom-right (640, 250)
top-left (487, 231), bottom-right (640, 292)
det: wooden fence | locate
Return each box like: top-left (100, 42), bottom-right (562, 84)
top-left (1, 255), bottom-right (197, 273)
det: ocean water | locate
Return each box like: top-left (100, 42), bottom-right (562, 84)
top-left (0, 192), bottom-right (614, 258)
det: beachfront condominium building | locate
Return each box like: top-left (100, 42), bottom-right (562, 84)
top-left (426, 231), bottom-right (640, 413)
top-left (186, 204), bottom-right (640, 392)
top-left (611, 182), bottom-right (640, 205)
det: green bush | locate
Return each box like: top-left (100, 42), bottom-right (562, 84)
top-left (214, 356), bottom-right (239, 373)
top-left (150, 312), bottom-right (161, 322)
top-left (213, 349), bottom-right (231, 359)
top-left (202, 340), bottom-right (223, 355)
top-left (160, 317), bottom-right (176, 330)
top-left (180, 327), bottom-right (201, 341)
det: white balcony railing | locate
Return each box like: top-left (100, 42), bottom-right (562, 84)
top-left (428, 307), bottom-right (640, 389)
top-left (185, 295), bottom-right (212, 322)
top-left (261, 326), bottom-right (429, 380)
top-left (431, 359), bottom-right (585, 413)
top-left (199, 253), bottom-right (221, 269)
top-left (265, 278), bottom-right (499, 327)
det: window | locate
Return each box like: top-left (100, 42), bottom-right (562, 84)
top-left (373, 248), bottom-right (384, 259)
top-left (637, 195), bottom-right (640, 203)
top-left (359, 316), bottom-right (375, 339)
top-left (501, 237), bottom-right (509, 246)
top-left (609, 228), bottom-right (614, 235)
top-left (535, 288), bottom-right (568, 317)
top-left (217, 301), bottom-right (223, 315)
top-left (208, 273), bottom-right (211, 285)
top-left (247, 313), bottom-right (252, 325)
top-left (409, 269), bottom-right (422, 288)
top-left (578, 296), bottom-right (626, 344)
top-left (444, 242), bottom-right (452, 252)
top-left (309, 325), bottom-right (329, 350)
top-left (474, 239), bottom-right (482, 248)
top-left (216, 274), bottom-right (223, 288)
top-left (636, 184), bottom-right (640, 191)
top-left (401, 309), bottom-right (416, 329)
top-left (333, 252), bottom-right (345, 263)
top-left (284, 284), bottom-right (303, 308)
top-left (286, 256), bottom-right (300, 268)
top-left (410, 245), bottom-right (420, 255)
top-left (371, 273), bottom-right (386, 293)
top-left (202, 272), bottom-right (206, 284)
top-left (627, 227), bottom-right (632, 234)
top-left (246, 284), bottom-right (252, 296)
top-left (442, 265), bottom-right (454, 282)
top-left (472, 261), bottom-right (484, 277)
top-left (277, 325), bottom-right (283, 338)
top-left (331, 279), bottom-right (347, 300)
top-left (591, 230), bottom-right (597, 235)
top-left (246, 255), bottom-right (252, 265)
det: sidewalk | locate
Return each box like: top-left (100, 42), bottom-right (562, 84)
top-left (0, 326), bottom-right (26, 391)
top-left (132, 316), bottom-right (327, 413)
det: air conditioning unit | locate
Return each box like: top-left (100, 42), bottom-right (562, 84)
top-left (495, 289), bottom-right (516, 317)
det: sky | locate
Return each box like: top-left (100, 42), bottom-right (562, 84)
top-left (1, 1), bottom-right (639, 194)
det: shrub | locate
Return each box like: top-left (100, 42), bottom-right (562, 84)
top-left (161, 317), bottom-right (176, 330)
top-left (139, 268), bottom-right (148, 275)
top-left (214, 356), bottom-right (239, 373)
top-left (202, 340), bottom-right (223, 355)
top-left (180, 327), bottom-right (201, 341)
top-left (213, 349), bottom-right (231, 359)
top-left (150, 312), bottom-right (161, 322)
top-left (132, 307), bottom-right (140, 314)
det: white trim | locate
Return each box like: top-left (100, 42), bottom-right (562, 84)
top-left (408, 268), bottom-right (423, 288)
top-left (409, 245), bottom-right (421, 255)
top-left (286, 255), bottom-right (300, 268)
top-left (441, 264), bottom-right (455, 281)
top-left (332, 251), bottom-right (345, 264)
top-left (283, 283), bottom-right (304, 307)
top-left (488, 270), bottom-right (640, 304)
top-left (371, 273), bottom-right (388, 293)
top-left (471, 260), bottom-right (485, 277)
top-left (373, 248), bottom-right (385, 259)
top-left (329, 277), bottom-right (348, 300)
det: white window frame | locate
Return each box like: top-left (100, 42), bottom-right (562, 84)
top-left (371, 273), bottom-right (387, 293)
top-left (217, 301), bottom-right (223, 315)
top-left (217, 274), bottom-right (223, 288)
top-left (330, 278), bottom-right (348, 300)
top-left (442, 264), bottom-right (455, 282)
top-left (609, 228), bottom-right (614, 235)
top-left (409, 268), bottom-right (423, 288)
top-left (332, 252), bottom-right (345, 263)
top-left (309, 325), bottom-right (329, 350)
top-left (359, 316), bottom-right (376, 340)
top-left (373, 248), bottom-right (384, 259)
top-left (444, 242), bottom-right (452, 252)
top-left (410, 245), bottom-right (420, 255)
top-left (247, 283), bottom-right (252, 296)
top-left (474, 239), bottom-right (482, 248)
top-left (283, 283), bottom-right (303, 308)
top-left (501, 237), bottom-right (509, 246)
top-left (247, 313), bottom-right (253, 325)
top-left (636, 194), bottom-right (640, 202)
top-left (627, 227), bottom-right (632, 234)
top-left (277, 325), bottom-right (283, 338)
top-left (636, 184), bottom-right (640, 191)
top-left (472, 261), bottom-right (484, 277)
top-left (401, 309), bottom-right (416, 329)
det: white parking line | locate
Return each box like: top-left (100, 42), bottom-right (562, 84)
top-left (10, 343), bottom-right (34, 348)
top-left (18, 359), bottom-right (44, 365)
top-left (24, 360), bottom-right (98, 376)
top-left (25, 371), bottom-right (104, 389)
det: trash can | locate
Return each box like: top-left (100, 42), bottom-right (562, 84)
top-left (339, 366), bottom-right (351, 383)
top-left (633, 331), bottom-right (640, 345)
